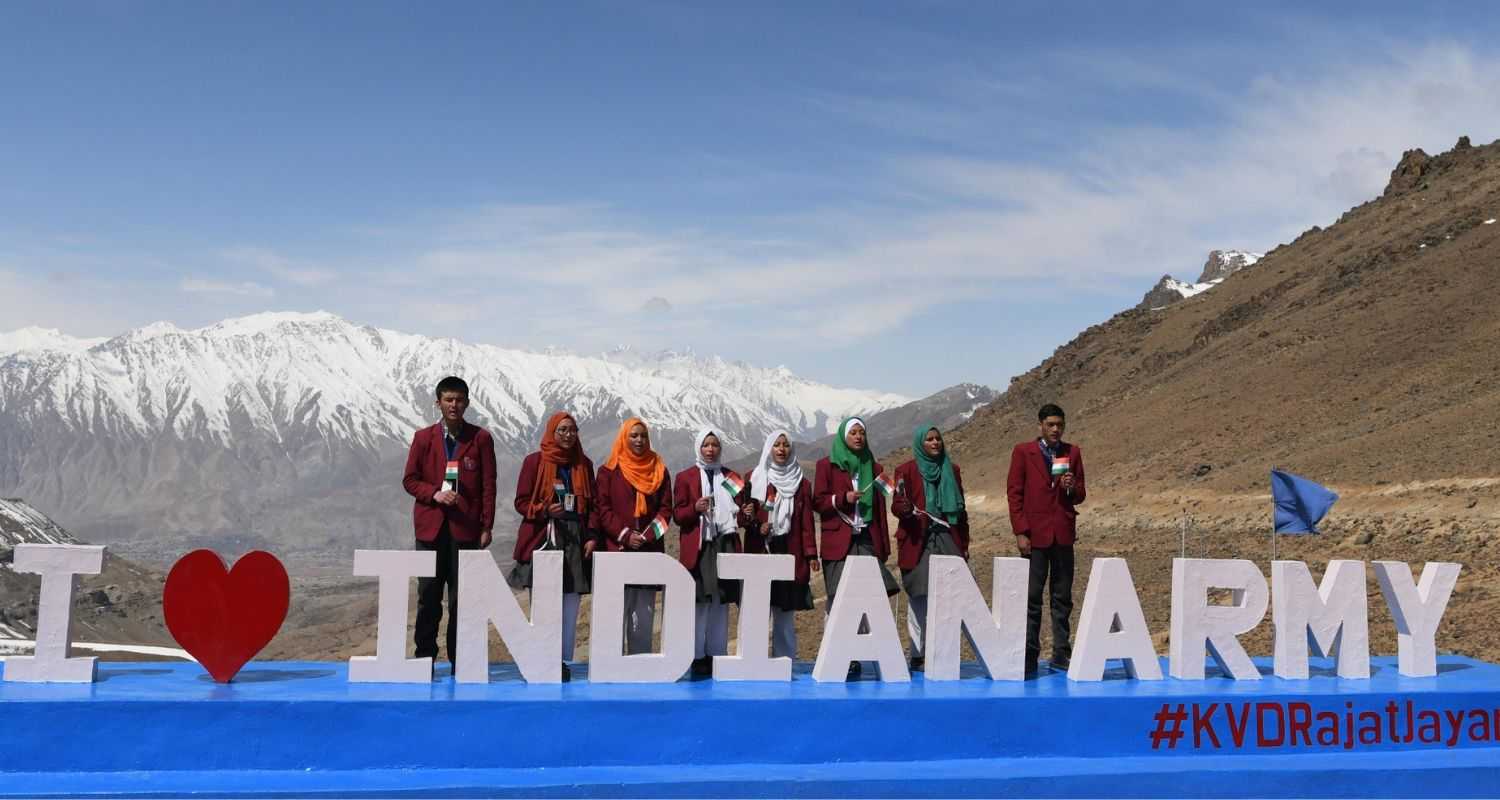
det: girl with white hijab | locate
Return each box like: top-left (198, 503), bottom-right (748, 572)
top-left (671, 428), bottom-right (743, 678)
top-left (738, 430), bottom-right (819, 659)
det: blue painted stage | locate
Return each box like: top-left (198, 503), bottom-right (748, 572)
top-left (3, 656), bottom-right (1499, 797)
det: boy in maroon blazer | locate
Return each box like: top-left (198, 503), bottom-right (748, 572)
top-left (401, 376), bottom-right (497, 671)
top-left (1006, 403), bottom-right (1086, 677)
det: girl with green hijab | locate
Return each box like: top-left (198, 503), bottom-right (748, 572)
top-left (891, 424), bottom-right (971, 672)
top-left (813, 416), bottom-right (900, 680)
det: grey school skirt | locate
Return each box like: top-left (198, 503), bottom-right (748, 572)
top-left (823, 533), bottom-right (900, 602)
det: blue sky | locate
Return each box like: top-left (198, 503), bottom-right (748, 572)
top-left (3, 2), bottom-right (1499, 397)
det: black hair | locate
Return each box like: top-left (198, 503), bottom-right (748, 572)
top-left (435, 376), bottom-right (470, 398)
top-left (1037, 403), bottom-right (1065, 422)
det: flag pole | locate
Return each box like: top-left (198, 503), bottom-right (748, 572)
top-left (1269, 468), bottom-right (1277, 566)
top-left (1270, 496), bottom-right (1278, 564)
top-left (1179, 511), bottom-right (1186, 560)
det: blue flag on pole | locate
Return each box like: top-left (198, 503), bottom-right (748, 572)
top-left (1270, 469), bottom-right (1338, 534)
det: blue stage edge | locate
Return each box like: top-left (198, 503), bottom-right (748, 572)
top-left (3, 656), bottom-right (1500, 797)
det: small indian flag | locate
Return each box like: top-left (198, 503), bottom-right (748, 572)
top-left (873, 474), bottom-right (895, 499)
top-left (647, 514), bottom-right (670, 541)
top-left (443, 460), bottom-right (460, 491)
top-left (720, 471), bottom-right (746, 497)
top-left (1051, 456), bottom-right (1071, 477)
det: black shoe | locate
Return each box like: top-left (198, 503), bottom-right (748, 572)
top-left (909, 656), bottom-right (925, 672)
top-left (691, 657), bottom-right (713, 678)
top-left (847, 662), bottom-right (863, 681)
top-left (561, 662), bottom-right (572, 682)
top-left (1050, 655), bottom-right (1070, 672)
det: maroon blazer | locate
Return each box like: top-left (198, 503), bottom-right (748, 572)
top-left (595, 463), bottom-right (673, 553)
top-left (1006, 440), bottom-right (1087, 548)
top-left (402, 422), bottom-right (498, 544)
top-left (511, 451), bottom-right (602, 563)
top-left (891, 460), bottom-right (971, 571)
top-left (736, 471), bottom-right (818, 585)
top-left (672, 467), bottom-right (743, 571)
top-left (813, 457), bottom-right (891, 562)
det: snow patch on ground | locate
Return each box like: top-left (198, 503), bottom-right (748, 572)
top-left (0, 640), bottom-right (194, 661)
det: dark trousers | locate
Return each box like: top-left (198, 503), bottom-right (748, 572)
top-left (1026, 544), bottom-right (1075, 663)
top-left (414, 525), bottom-right (478, 663)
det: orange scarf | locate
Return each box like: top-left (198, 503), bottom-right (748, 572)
top-left (603, 417), bottom-right (666, 518)
top-left (527, 412), bottom-right (590, 517)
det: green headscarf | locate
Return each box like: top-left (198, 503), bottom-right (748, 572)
top-left (913, 424), bottom-right (964, 525)
top-left (830, 417), bottom-right (876, 519)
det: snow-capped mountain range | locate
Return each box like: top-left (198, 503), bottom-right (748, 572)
top-left (0, 312), bottom-right (912, 560)
top-left (1137, 250), bottom-right (1264, 311)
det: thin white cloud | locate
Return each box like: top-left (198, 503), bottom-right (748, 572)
top-left (221, 247), bottom-right (337, 287)
top-left (179, 277), bottom-right (275, 298)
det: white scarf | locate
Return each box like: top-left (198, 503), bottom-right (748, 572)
top-left (694, 428), bottom-right (739, 541)
top-left (751, 429), bottom-right (803, 537)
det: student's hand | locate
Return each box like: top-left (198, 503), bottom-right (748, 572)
top-left (694, 497), bottom-right (713, 513)
top-left (1016, 535), bottom-right (1032, 557)
top-left (808, 557), bottom-right (821, 573)
top-left (844, 491), bottom-right (861, 505)
top-left (434, 490), bottom-right (458, 506)
top-left (1059, 473), bottom-right (1076, 492)
top-left (627, 531), bottom-right (646, 550)
top-left (546, 502), bottom-right (566, 518)
top-left (478, 529), bottom-right (493, 548)
top-left (583, 540), bottom-right (597, 558)
top-left (891, 498), bottom-right (913, 518)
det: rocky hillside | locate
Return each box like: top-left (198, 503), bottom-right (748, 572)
top-left (945, 136), bottom-right (1499, 500)
top-left (0, 499), bottom-right (174, 653)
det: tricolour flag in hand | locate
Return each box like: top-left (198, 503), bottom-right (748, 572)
top-left (647, 514), bottom-right (671, 541)
top-left (1271, 469), bottom-right (1338, 535)
top-left (720, 471), bottom-right (745, 497)
top-left (1050, 456), bottom-right (1071, 477)
top-left (873, 474), bottom-right (895, 499)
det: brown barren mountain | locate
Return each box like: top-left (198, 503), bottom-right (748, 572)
top-left (949, 137), bottom-right (1499, 495)
top-left (913, 136), bottom-right (1500, 663)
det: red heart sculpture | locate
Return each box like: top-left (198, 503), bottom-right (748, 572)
top-left (162, 549), bottom-right (290, 683)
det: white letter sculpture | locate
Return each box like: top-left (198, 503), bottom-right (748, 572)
top-left (1069, 557), bottom-right (1163, 681)
top-left (348, 549), bottom-right (436, 683)
top-left (588, 552), bottom-right (695, 683)
top-left (1169, 558), bottom-right (1269, 680)
top-left (923, 556), bottom-right (1027, 681)
top-left (714, 553), bottom-right (794, 681)
top-left (1373, 560), bottom-right (1461, 678)
top-left (457, 550), bottom-right (563, 684)
top-left (813, 555), bottom-right (910, 683)
top-left (4, 544), bottom-right (104, 683)
top-left (1271, 560), bottom-right (1370, 679)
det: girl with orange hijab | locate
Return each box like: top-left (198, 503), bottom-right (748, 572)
top-left (595, 417), bottom-right (673, 655)
top-left (508, 412), bottom-right (599, 680)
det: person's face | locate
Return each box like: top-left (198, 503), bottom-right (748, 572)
top-left (627, 423), bottom-right (649, 456)
top-left (700, 434), bottom-right (721, 463)
top-left (1039, 416), bottom-right (1066, 445)
top-left (436, 391), bottom-right (469, 424)
top-left (771, 434), bottom-right (792, 465)
top-left (554, 417), bottom-right (578, 449)
top-left (922, 428), bottom-right (944, 458)
top-left (844, 424), bottom-right (866, 452)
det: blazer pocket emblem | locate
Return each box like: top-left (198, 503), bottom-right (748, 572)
top-left (462, 457), bottom-right (477, 471)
